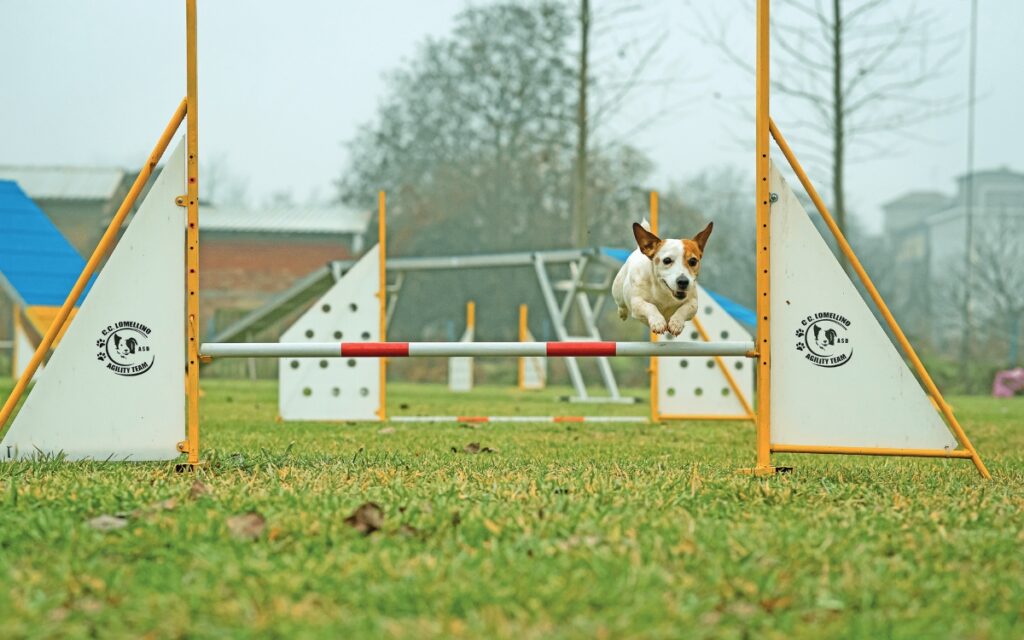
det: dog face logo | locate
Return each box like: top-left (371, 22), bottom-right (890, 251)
top-left (795, 312), bottom-right (852, 368)
top-left (95, 321), bottom-right (155, 376)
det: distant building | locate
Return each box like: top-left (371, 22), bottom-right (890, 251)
top-left (199, 203), bottom-right (370, 333)
top-left (0, 165), bottom-right (132, 255)
top-left (882, 167), bottom-right (1024, 342)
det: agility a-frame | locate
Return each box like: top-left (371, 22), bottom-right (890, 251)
top-left (0, 0), bottom-right (988, 478)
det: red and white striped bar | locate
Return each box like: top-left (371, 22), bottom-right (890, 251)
top-left (200, 340), bottom-right (755, 359)
top-left (392, 415), bottom-right (649, 424)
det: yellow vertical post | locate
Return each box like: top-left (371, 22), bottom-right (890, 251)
top-left (466, 301), bottom-right (476, 332)
top-left (183, 0), bottom-right (201, 465)
top-left (752, 0), bottom-right (773, 473)
top-left (518, 304), bottom-right (528, 390)
top-left (648, 190), bottom-right (660, 422)
top-left (377, 191), bottom-right (387, 421)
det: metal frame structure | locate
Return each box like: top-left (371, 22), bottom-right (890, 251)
top-left (0, 0), bottom-right (989, 477)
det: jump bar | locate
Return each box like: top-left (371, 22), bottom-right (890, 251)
top-left (200, 340), bottom-right (756, 359)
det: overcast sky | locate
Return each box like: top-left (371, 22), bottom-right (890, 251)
top-left (2, 0), bottom-right (1021, 233)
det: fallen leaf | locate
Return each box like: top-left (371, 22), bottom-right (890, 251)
top-left (87, 515), bottom-right (128, 531)
top-left (460, 442), bottom-right (498, 454)
top-left (344, 502), bottom-right (384, 535)
top-left (483, 519), bottom-right (502, 534)
top-left (378, 427), bottom-right (396, 435)
top-left (760, 596), bottom-right (793, 613)
top-left (189, 480), bottom-right (211, 499)
top-left (227, 512), bottom-right (266, 541)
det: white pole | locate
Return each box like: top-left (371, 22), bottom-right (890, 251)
top-left (201, 340), bottom-right (756, 359)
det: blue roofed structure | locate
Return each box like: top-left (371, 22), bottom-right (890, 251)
top-left (0, 180), bottom-right (92, 308)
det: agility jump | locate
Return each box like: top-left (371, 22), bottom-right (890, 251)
top-left (0, 0), bottom-right (989, 478)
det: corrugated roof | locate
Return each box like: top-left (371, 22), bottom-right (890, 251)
top-left (200, 204), bottom-right (370, 234)
top-left (0, 166), bottom-right (127, 201)
top-left (0, 180), bottom-right (92, 307)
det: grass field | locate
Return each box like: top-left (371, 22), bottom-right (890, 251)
top-left (0, 378), bottom-right (1021, 639)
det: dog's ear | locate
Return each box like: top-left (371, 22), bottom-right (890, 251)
top-left (632, 222), bottom-right (662, 259)
top-left (692, 222), bottom-right (713, 252)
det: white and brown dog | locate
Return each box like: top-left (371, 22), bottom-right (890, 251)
top-left (612, 220), bottom-right (713, 336)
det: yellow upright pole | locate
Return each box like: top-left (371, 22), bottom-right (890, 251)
top-left (0, 100), bottom-right (187, 434)
top-left (466, 301), bottom-right (476, 332)
top-left (183, 0), bottom-right (201, 465)
top-left (752, 0), bottom-right (773, 473)
top-left (518, 304), bottom-right (528, 390)
top-left (377, 191), bottom-right (387, 420)
top-left (648, 191), bottom-right (660, 422)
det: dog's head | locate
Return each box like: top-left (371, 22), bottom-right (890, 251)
top-left (632, 220), bottom-right (713, 301)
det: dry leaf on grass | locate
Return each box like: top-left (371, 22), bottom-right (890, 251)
top-left (378, 427), bottom-right (396, 435)
top-left (189, 480), bottom-right (211, 499)
top-left (87, 515), bottom-right (128, 531)
top-left (344, 502), bottom-right (384, 535)
top-left (227, 512), bottom-right (266, 541)
top-left (459, 442), bottom-right (498, 454)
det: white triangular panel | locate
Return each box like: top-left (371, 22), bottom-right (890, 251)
top-left (768, 161), bottom-right (956, 449)
top-left (657, 285), bottom-right (753, 417)
top-left (520, 328), bottom-right (547, 390)
top-left (2, 140), bottom-right (187, 460)
top-left (279, 246), bottom-right (381, 421)
top-left (448, 326), bottom-right (474, 392)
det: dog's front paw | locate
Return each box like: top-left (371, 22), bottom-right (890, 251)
top-left (618, 305), bottom-right (629, 321)
top-left (649, 317), bottom-right (667, 334)
top-left (668, 317), bottom-right (686, 336)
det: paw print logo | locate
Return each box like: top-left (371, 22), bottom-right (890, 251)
top-left (795, 328), bottom-right (805, 338)
top-left (96, 339), bottom-right (106, 348)
top-left (97, 351), bottom-right (107, 361)
top-left (795, 342), bottom-right (805, 351)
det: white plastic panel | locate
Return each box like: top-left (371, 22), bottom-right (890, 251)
top-left (1, 139), bottom-right (187, 461)
top-left (768, 161), bottom-right (956, 449)
top-left (657, 285), bottom-right (754, 417)
top-left (279, 246), bottom-right (381, 421)
top-left (520, 328), bottom-right (547, 390)
top-left (448, 326), bottom-right (474, 392)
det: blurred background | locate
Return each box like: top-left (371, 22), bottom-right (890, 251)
top-left (0, 0), bottom-right (1020, 393)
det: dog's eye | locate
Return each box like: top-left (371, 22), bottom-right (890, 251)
top-left (662, 257), bottom-right (673, 265)
top-left (688, 257), bottom-right (698, 267)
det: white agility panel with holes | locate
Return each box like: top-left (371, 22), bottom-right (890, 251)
top-left (447, 325), bottom-right (474, 392)
top-left (768, 164), bottom-right (956, 449)
top-left (1, 139), bottom-right (187, 461)
top-left (656, 285), bottom-right (754, 419)
top-left (278, 246), bottom-right (381, 421)
top-left (520, 325), bottom-right (547, 391)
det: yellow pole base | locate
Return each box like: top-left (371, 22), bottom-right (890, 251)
top-left (738, 465), bottom-right (793, 476)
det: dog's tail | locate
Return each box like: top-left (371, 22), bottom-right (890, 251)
top-left (639, 218), bottom-right (652, 232)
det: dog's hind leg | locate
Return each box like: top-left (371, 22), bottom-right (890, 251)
top-left (612, 267), bottom-right (629, 321)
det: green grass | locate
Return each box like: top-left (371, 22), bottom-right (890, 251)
top-left (0, 378), bottom-right (1022, 639)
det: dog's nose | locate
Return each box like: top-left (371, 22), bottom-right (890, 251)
top-left (676, 276), bottom-right (690, 290)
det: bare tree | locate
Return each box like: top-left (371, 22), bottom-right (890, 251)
top-left (970, 217), bottom-right (1024, 368)
top-left (571, 1), bottom-right (678, 247)
top-left (571, 0), bottom-right (591, 248)
top-left (705, 0), bottom-right (960, 243)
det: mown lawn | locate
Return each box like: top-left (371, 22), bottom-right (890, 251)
top-left (0, 378), bottom-right (1021, 639)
